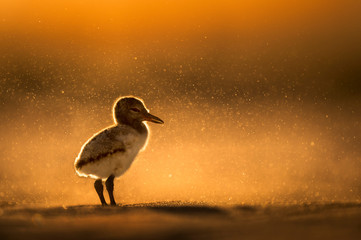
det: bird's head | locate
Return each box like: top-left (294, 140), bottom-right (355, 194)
top-left (113, 96), bottom-right (164, 126)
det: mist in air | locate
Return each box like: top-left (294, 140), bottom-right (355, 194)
top-left (0, 0), bottom-right (360, 206)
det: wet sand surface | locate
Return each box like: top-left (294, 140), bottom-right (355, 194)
top-left (1, 202), bottom-right (361, 240)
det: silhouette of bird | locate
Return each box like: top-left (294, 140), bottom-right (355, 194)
top-left (74, 96), bottom-right (164, 206)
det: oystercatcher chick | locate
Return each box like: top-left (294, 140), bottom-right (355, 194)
top-left (74, 96), bottom-right (164, 206)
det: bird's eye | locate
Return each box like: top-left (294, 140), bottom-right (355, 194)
top-left (130, 108), bottom-right (141, 113)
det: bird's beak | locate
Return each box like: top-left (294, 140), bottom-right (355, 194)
top-left (143, 112), bottom-right (164, 124)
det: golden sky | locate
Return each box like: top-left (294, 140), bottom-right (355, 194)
top-left (1, 1), bottom-right (359, 38)
top-left (0, 0), bottom-right (361, 206)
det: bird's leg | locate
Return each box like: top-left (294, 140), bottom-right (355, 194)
top-left (94, 179), bottom-right (107, 206)
top-left (105, 175), bottom-right (116, 206)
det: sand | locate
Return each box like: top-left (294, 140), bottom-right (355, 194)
top-left (1, 202), bottom-right (361, 240)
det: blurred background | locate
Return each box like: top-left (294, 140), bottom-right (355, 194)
top-left (0, 0), bottom-right (360, 206)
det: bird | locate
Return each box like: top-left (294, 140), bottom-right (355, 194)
top-left (74, 96), bottom-right (164, 206)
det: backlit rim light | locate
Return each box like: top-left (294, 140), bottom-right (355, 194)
top-left (74, 96), bottom-right (151, 179)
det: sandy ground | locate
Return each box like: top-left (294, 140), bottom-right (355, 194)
top-left (0, 202), bottom-right (361, 240)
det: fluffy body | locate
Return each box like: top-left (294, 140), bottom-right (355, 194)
top-left (73, 96), bottom-right (163, 206)
top-left (74, 123), bottom-right (148, 179)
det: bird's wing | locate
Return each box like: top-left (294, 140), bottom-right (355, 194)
top-left (75, 126), bottom-right (126, 168)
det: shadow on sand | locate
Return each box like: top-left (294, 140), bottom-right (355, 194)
top-left (1, 201), bottom-right (361, 240)
top-left (2, 201), bottom-right (360, 218)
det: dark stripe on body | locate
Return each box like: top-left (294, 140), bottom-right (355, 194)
top-left (75, 148), bottom-right (126, 169)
